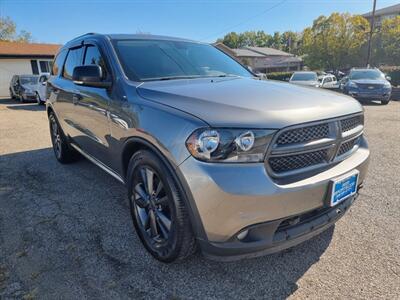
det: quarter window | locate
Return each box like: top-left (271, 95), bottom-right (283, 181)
top-left (62, 47), bottom-right (84, 80)
top-left (52, 49), bottom-right (68, 76)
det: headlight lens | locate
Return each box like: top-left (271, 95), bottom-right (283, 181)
top-left (348, 81), bottom-right (357, 88)
top-left (186, 128), bottom-right (275, 162)
top-left (383, 82), bottom-right (391, 88)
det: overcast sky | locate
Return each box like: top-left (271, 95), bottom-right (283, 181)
top-left (1, 0), bottom-right (399, 44)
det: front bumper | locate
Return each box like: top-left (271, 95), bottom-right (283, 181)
top-left (178, 137), bottom-right (369, 259)
top-left (22, 92), bottom-right (36, 100)
top-left (348, 89), bottom-right (391, 101)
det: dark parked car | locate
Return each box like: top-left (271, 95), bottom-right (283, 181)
top-left (9, 74), bottom-right (40, 102)
top-left (46, 33), bottom-right (369, 262)
top-left (342, 68), bottom-right (392, 105)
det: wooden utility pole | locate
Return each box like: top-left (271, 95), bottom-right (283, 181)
top-left (366, 0), bottom-right (377, 67)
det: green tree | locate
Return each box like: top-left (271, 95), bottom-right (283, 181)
top-left (0, 16), bottom-right (32, 42)
top-left (220, 32), bottom-right (240, 48)
top-left (301, 13), bottom-right (370, 70)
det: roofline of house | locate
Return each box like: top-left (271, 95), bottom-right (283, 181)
top-left (0, 54), bottom-right (55, 59)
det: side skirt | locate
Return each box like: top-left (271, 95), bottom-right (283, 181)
top-left (70, 143), bottom-right (125, 184)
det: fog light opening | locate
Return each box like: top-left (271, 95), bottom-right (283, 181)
top-left (237, 230), bottom-right (249, 241)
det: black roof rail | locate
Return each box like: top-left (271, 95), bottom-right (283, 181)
top-left (71, 32), bottom-right (98, 41)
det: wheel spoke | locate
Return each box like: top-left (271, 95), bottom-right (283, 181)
top-left (145, 168), bottom-right (154, 195)
top-left (156, 217), bottom-right (169, 239)
top-left (155, 210), bottom-right (171, 231)
top-left (154, 196), bottom-right (168, 206)
top-left (154, 181), bottom-right (163, 197)
top-left (138, 207), bottom-right (149, 227)
top-left (149, 210), bottom-right (158, 237)
top-left (134, 184), bottom-right (149, 208)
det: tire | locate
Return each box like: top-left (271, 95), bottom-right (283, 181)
top-left (381, 100), bottom-right (389, 105)
top-left (127, 150), bottom-right (197, 262)
top-left (48, 112), bottom-right (80, 164)
top-left (36, 92), bottom-right (43, 105)
top-left (9, 89), bottom-right (15, 100)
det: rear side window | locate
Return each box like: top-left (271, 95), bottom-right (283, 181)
top-left (84, 45), bottom-right (108, 78)
top-left (51, 49), bottom-right (67, 76)
top-left (62, 47), bottom-right (83, 80)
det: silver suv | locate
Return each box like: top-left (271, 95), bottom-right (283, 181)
top-left (47, 34), bottom-right (369, 262)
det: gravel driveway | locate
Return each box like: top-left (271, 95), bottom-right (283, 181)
top-left (0, 97), bottom-right (399, 299)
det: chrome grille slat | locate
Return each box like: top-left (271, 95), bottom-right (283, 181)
top-left (269, 149), bottom-right (329, 173)
top-left (266, 114), bottom-right (364, 177)
top-left (340, 115), bottom-right (364, 133)
top-left (276, 123), bottom-right (330, 146)
top-left (337, 137), bottom-right (360, 157)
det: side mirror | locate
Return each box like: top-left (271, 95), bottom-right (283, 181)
top-left (72, 65), bottom-right (111, 88)
top-left (386, 76), bottom-right (391, 81)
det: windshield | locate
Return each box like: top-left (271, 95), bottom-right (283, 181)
top-left (112, 39), bottom-right (253, 81)
top-left (20, 76), bottom-right (38, 85)
top-left (349, 70), bottom-right (384, 80)
top-left (291, 73), bottom-right (317, 81)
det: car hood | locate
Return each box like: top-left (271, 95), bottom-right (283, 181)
top-left (21, 83), bottom-right (36, 90)
top-left (351, 79), bottom-right (386, 85)
top-left (137, 77), bottom-right (363, 128)
top-left (289, 80), bottom-right (319, 86)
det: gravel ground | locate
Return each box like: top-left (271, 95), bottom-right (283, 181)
top-left (0, 97), bottom-right (399, 299)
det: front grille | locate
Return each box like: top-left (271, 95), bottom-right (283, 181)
top-left (266, 114), bottom-right (364, 177)
top-left (276, 123), bottom-right (329, 146)
top-left (269, 149), bottom-right (328, 173)
top-left (338, 138), bottom-right (359, 156)
top-left (357, 83), bottom-right (383, 90)
top-left (340, 115), bottom-right (363, 132)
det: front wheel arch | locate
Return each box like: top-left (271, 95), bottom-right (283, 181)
top-left (121, 137), bottom-right (207, 241)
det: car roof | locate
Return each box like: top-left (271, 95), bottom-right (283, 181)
top-left (64, 32), bottom-right (202, 49)
top-left (106, 33), bottom-right (199, 43)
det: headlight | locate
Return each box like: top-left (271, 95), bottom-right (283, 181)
top-left (186, 128), bottom-right (275, 163)
top-left (348, 81), bottom-right (357, 88)
top-left (383, 82), bottom-right (391, 88)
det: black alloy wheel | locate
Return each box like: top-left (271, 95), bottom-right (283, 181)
top-left (128, 150), bottom-right (196, 262)
top-left (48, 112), bottom-right (79, 163)
top-left (50, 114), bottom-right (62, 160)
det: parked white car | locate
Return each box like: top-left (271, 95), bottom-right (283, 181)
top-left (318, 74), bottom-right (338, 89)
top-left (289, 71), bottom-right (319, 87)
top-left (35, 74), bottom-right (50, 105)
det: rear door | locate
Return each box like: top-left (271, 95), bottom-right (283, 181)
top-left (50, 47), bottom-right (84, 138)
top-left (69, 43), bottom-right (112, 165)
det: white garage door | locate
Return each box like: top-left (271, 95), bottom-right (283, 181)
top-left (0, 59), bottom-right (32, 97)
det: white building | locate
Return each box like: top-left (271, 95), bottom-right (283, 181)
top-left (0, 41), bottom-right (60, 97)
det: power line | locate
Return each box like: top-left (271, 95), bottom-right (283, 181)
top-left (200, 0), bottom-right (288, 42)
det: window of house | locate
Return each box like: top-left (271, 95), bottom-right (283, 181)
top-left (30, 60), bottom-right (39, 74)
top-left (62, 47), bottom-right (84, 80)
top-left (39, 61), bottom-right (51, 73)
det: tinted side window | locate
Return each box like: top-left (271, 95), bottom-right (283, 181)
top-left (51, 49), bottom-right (68, 76)
top-left (62, 47), bottom-right (83, 80)
top-left (84, 45), bottom-right (108, 78)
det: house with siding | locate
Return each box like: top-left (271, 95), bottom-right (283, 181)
top-left (214, 43), bottom-right (302, 73)
top-left (0, 41), bottom-right (60, 96)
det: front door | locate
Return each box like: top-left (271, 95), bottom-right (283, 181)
top-left (70, 43), bottom-right (112, 165)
